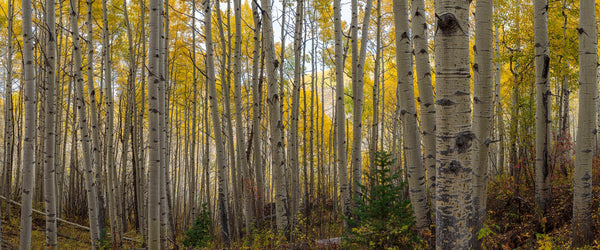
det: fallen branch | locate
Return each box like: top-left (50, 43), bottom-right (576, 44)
top-left (0, 195), bottom-right (141, 243)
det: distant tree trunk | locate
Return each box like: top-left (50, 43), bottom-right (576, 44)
top-left (70, 0), bottom-right (101, 246)
top-left (44, 0), bottom-right (58, 245)
top-left (288, 0), bottom-right (303, 228)
top-left (261, 0), bottom-right (289, 234)
top-left (471, 0), bottom-right (494, 246)
top-left (434, 0), bottom-right (473, 247)
top-left (534, 0), bottom-right (551, 214)
top-left (251, 0), bottom-right (264, 224)
top-left (19, 0), bottom-right (35, 245)
top-left (573, 0), bottom-right (597, 245)
top-left (369, 0), bottom-right (382, 189)
top-left (3, 0), bottom-right (15, 222)
top-left (333, 0), bottom-right (350, 228)
top-left (204, 0), bottom-right (231, 244)
top-left (392, 0), bottom-right (430, 230)
top-left (233, 0), bottom-right (254, 234)
top-left (494, 25), bottom-right (505, 174)
top-left (147, 0), bottom-right (162, 245)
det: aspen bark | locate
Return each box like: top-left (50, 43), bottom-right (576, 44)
top-left (434, 0), bottom-right (473, 247)
top-left (534, 0), bottom-right (551, 214)
top-left (471, 0), bottom-right (494, 246)
top-left (392, 0), bottom-right (430, 230)
top-left (44, 0), bottom-right (58, 245)
top-left (573, 0), bottom-right (597, 245)
top-left (19, 0), bottom-right (35, 245)
top-left (147, 0), bottom-right (162, 244)
top-left (411, 0), bottom-right (436, 207)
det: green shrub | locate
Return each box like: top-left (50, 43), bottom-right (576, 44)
top-left (183, 203), bottom-right (213, 248)
top-left (344, 151), bottom-right (421, 248)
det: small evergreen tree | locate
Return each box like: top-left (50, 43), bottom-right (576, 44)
top-left (344, 151), bottom-right (420, 248)
top-left (183, 203), bottom-right (213, 248)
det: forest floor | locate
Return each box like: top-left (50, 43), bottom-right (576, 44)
top-left (0, 210), bottom-right (142, 249)
top-left (1, 163), bottom-right (599, 249)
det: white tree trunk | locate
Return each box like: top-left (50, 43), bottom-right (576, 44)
top-left (261, 0), bottom-right (289, 234)
top-left (147, 0), bottom-right (162, 245)
top-left (434, 0), bottom-right (473, 247)
top-left (44, 0), bottom-right (58, 246)
top-left (534, 0), bottom-right (551, 214)
top-left (288, 0), bottom-right (303, 225)
top-left (471, 0), bottom-right (494, 246)
top-left (19, 0), bottom-right (35, 245)
top-left (392, 0), bottom-right (430, 230)
top-left (573, 0), bottom-right (597, 245)
top-left (204, 0), bottom-right (231, 243)
top-left (333, 0), bottom-right (351, 228)
top-left (70, 0), bottom-right (101, 246)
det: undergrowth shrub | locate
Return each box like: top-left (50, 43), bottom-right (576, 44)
top-left (344, 151), bottom-right (421, 248)
top-left (183, 203), bottom-right (213, 248)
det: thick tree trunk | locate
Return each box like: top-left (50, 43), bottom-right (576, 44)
top-left (471, 0), bottom-right (494, 246)
top-left (434, 0), bottom-right (473, 247)
top-left (573, 0), bottom-right (597, 245)
top-left (534, 0), bottom-right (551, 214)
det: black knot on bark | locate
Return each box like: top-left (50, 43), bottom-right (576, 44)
top-left (437, 13), bottom-right (459, 34)
top-left (455, 131), bottom-right (475, 153)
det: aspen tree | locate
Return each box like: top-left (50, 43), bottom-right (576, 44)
top-left (369, 0), bottom-right (382, 188)
top-left (288, 0), bottom-right (303, 228)
top-left (86, 0), bottom-right (106, 235)
top-left (534, 0), bottom-right (551, 214)
top-left (434, 0), bottom-right (473, 247)
top-left (3, 0), bottom-right (15, 221)
top-left (43, 0), bottom-right (59, 245)
top-left (333, 0), bottom-right (351, 228)
top-left (70, 0), bottom-right (101, 246)
top-left (411, 0), bottom-right (436, 205)
top-left (573, 0), bottom-right (597, 245)
top-left (392, 0), bottom-right (430, 230)
top-left (19, 0), bottom-right (35, 245)
top-left (147, 0), bottom-right (162, 244)
top-left (204, 0), bottom-right (231, 243)
top-left (231, 0), bottom-right (253, 232)
top-left (251, 0), bottom-right (265, 224)
top-left (471, 0), bottom-right (494, 246)
top-left (261, 0), bottom-right (289, 234)
top-left (350, 0), bottom-right (373, 205)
